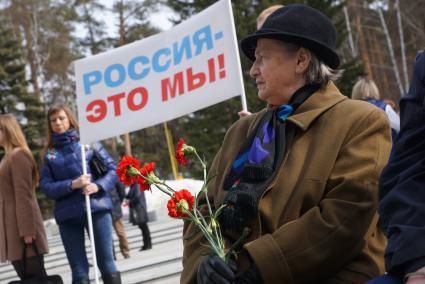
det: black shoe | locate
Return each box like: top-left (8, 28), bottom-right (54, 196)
top-left (102, 271), bottom-right (122, 284)
top-left (139, 244), bottom-right (152, 251)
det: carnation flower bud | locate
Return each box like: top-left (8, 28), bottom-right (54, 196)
top-left (182, 144), bottom-right (196, 154)
top-left (177, 199), bottom-right (189, 212)
top-left (147, 172), bottom-right (161, 184)
top-left (211, 218), bottom-right (218, 229)
top-left (127, 166), bottom-right (140, 176)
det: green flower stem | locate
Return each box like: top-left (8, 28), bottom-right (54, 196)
top-left (193, 150), bottom-right (214, 219)
top-left (151, 183), bottom-right (173, 197)
top-left (194, 208), bottom-right (209, 229)
top-left (184, 208), bottom-right (226, 260)
top-left (211, 218), bottom-right (223, 252)
top-left (192, 150), bottom-right (207, 188)
top-left (190, 148), bottom-right (227, 261)
top-left (134, 171), bottom-right (174, 197)
top-left (224, 227), bottom-right (251, 261)
top-left (159, 181), bottom-right (177, 194)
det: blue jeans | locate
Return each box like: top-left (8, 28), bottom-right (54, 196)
top-left (59, 211), bottom-right (117, 281)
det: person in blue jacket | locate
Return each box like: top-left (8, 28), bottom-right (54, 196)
top-left (367, 50), bottom-right (425, 284)
top-left (40, 104), bottom-right (121, 284)
top-left (352, 77), bottom-right (400, 144)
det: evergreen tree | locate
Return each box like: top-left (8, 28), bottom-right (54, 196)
top-left (163, 0), bottom-right (364, 176)
top-left (3, 0), bottom-right (79, 104)
top-left (111, 0), bottom-right (160, 45)
top-left (74, 0), bottom-right (109, 55)
top-left (0, 21), bottom-right (44, 151)
top-left (0, 24), bottom-right (23, 115)
top-left (0, 22), bottom-right (51, 218)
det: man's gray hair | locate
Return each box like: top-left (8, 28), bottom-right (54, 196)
top-left (305, 53), bottom-right (342, 86)
top-left (281, 42), bottom-right (342, 86)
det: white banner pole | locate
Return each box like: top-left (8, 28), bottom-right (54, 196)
top-left (226, 0), bottom-right (248, 112)
top-left (81, 145), bottom-right (100, 284)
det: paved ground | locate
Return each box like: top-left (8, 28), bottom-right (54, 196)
top-left (0, 217), bottom-right (184, 284)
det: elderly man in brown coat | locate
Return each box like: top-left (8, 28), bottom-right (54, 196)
top-left (182, 4), bottom-right (391, 284)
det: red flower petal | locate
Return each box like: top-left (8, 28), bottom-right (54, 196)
top-left (167, 189), bottom-right (195, 218)
top-left (137, 162), bottom-right (156, 192)
top-left (116, 155), bottom-right (141, 186)
top-left (140, 162), bottom-right (155, 176)
top-left (167, 198), bottom-right (178, 218)
top-left (175, 138), bottom-right (189, 166)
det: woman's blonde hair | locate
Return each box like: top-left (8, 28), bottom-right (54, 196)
top-left (0, 114), bottom-right (39, 186)
top-left (41, 104), bottom-right (79, 161)
top-left (351, 78), bottom-right (381, 101)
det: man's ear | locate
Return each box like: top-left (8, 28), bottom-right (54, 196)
top-left (295, 48), bottom-right (311, 74)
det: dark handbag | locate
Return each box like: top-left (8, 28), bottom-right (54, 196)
top-left (8, 243), bottom-right (63, 284)
top-left (89, 146), bottom-right (108, 179)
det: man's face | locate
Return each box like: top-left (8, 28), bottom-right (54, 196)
top-left (250, 38), bottom-right (300, 106)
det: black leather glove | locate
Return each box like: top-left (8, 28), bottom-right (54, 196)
top-left (218, 189), bottom-right (258, 232)
top-left (235, 262), bottom-right (263, 284)
top-left (197, 255), bottom-right (237, 284)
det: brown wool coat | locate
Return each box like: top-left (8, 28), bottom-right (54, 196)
top-left (0, 149), bottom-right (48, 262)
top-left (181, 83), bottom-right (392, 284)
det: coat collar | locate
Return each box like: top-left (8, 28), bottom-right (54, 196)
top-left (52, 129), bottom-right (79, 147)
top-left (287, 82), bottom-right (347, 131)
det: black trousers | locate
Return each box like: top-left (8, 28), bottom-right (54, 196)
top-left (12, 255), bottom-right (46, 279)
top-left (139, 222), bottom-right (151, 247)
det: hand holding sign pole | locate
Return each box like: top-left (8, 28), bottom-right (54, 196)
top-left (80, 145), bottom-right (100, 283)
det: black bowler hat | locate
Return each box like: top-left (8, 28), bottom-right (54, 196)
top-left (241, 4), bottom-right (340, 69)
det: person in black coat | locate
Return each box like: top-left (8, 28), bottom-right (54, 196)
top-left (109, 182), bottom-right (130, 259)
top-left (368, 50), bottom-right (425, 284)
top-left (127, 184), bottom-right (152, 251)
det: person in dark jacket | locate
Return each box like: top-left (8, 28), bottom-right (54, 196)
top-left (127, 184), bottom-right (152, 251)
top-left (40, 104), bottom-right (121, 284)
top-left (379, 51), bottom-right (425, 283)
top-left (110, 182), bottom-right (130, 259)
top-left (367, 50), bottom-right (425, 284)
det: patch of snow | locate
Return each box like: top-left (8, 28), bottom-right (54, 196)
top-left (144, 179), bottom-right (203, 220)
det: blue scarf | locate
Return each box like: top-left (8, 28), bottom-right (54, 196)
top-left (219, 84), bottom-right (320, 233)
top-left (52, 129), bottom-right (79, 147)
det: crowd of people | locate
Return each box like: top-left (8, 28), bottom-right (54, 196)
top-left (0, 2), bottom-right (424, 284)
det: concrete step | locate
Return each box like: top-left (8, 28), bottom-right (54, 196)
top-left (0, 179), bottom-right (204, 283)
top-left (0, 218), bottom-right (184, 284)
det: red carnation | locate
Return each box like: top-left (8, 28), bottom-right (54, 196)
top-left (116, 155), bottom-right (141, 186)
top-left (175, 138), bottom-right (189, 166)
top-left (138, 162), bottom-right (156, 191)
top-left (167, 189), bottom-right (195, 218)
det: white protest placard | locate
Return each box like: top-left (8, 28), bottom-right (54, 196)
top-left (74, 0), bottom-right (245, 144)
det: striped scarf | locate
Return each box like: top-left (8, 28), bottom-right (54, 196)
top-left (219, 84), bottom-right (320, 233)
